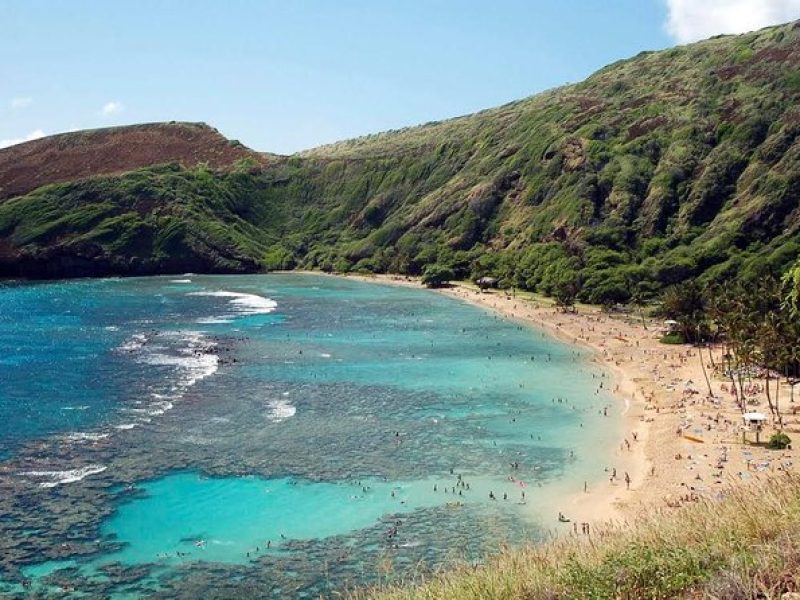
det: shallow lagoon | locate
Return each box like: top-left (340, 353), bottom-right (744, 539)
top-left (0, 274), bottom-right (619, 597)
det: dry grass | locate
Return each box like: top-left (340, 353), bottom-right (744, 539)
top-left (350, 474), bottom-right (800, 599)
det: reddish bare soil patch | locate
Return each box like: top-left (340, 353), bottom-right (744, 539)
top-left (0, 122), bottom-right (272, 200)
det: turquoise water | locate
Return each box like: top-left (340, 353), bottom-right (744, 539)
top-left (0, 274), bottom-right (619, 597)
top-left (106, 473), bottom-right (445, 564)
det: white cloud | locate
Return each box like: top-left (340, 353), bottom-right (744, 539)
top-left (664, 0), bottom-right (800, 43)
top-left (10, 97), bottom-right (32, 109)
top-left (0, 129), bottom-right (46, 149)
top-left (100, 100), bottom-right (124, 116)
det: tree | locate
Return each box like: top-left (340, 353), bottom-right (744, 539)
top-left (421, 264), bottom-right (455, 288)
top-left (660, 281), bottom-right (707, 343)
top-left (784, 258), bottom-right (800, 316)
top-left (553, 279), bottom-right (579, 313)
top-left (695, 324), bottom-right (714, 398)
top-left (629, 288), bottom-right (649, 330)
top-left (707, 285), bottom-right (747, 410)
top-left (781, 266), bottom-right (800, 404)
top-left (753, 277), bottom-right (784, 423)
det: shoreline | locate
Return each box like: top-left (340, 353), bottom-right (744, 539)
top-left (434, 281), bottom-right (649, 527)
top-left (335, 272), bottom-right (646, 527)
top-left (10, 269), bottom-right (796, 531)
top-left (334, 272), bottom-right (799, 529)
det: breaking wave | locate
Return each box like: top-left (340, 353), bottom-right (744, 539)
top-left (188, 290), bottom-right (277, 323)
top-left (22, 465), bottom-right (108, 488)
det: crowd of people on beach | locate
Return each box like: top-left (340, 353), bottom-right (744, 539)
top-left (436, 282), bottom-right (800, 533)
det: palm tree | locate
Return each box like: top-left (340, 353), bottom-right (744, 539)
top-left (786, 334), bottom-right (800, 406)
top-left (698, 341), bottom-right (714, 397)
top-left (660, 282), bottom-right (706, 343)
top-left (703, 283), bottom-right (727, 370)
top-left (783, 258), bottom-right (800, 316)
top-left (781, 279), bottom-right (800, 406)
top-left (630, 288), bottom-right (649, 331)
top-left (754, 277), bottom-right (789, 424)
top-left (728, 289), bottom-right (757, 412)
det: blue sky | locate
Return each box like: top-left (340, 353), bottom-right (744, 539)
top-left (3, 0), bottom-right (800, 153)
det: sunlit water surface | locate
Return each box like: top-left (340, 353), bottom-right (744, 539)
top-left (0, 274), bottom-right (619, 597)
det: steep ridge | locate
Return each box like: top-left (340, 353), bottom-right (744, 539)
top-left (1, 22), bottom-right (799, 297)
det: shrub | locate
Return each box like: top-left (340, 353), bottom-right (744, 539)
top-left (768, 432), bottom-right (792, 450)
top-left (660, 333), bottom-right (685, 344)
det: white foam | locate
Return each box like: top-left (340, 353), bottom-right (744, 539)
top-left (266, 399), bottom-right (296, 423)
top-left (170, 279), bottom-right (192, 284)
top-left (136, 331), bottom-right (219, 388)
top-left (148, 399), bottom-right (174, 415)
top-left (125, 399), bottom-right (174, 417)
top-left (63, 432), bottom-right (109, 442)
top-left (188, 290), bottom-right (277, 315)
top-left (22, 465), bottom-right (107, 488)
top-left (141, 352), bottom-right (219, 387)
top-left (61, 405), bottom-right (89, 411)
top-left (107, 331), bottom-right (220, 436)
top-left (196, 316), bottom-right (234, 325)
top-left (117, 333), bottom-right (147, 352)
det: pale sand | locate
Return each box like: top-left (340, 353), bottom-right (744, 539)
top-left (335, 272), bottom-right (799, 529)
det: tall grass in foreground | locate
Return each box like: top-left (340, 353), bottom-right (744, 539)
top-left (352, 474), bottom-right (800, 599)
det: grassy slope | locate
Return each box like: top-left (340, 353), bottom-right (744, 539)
top-left (353, 476), bottom-right (800, 599)
top-left (282, 21), bottom-right (800, 302)
top-left (2, 23), bottom-right (800, 293)
top-left (0, 163), bottom-right (277, 276)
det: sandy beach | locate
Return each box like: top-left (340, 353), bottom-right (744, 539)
top-left (340, 273), bottom-right (800, 530)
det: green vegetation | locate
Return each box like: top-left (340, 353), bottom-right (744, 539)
top-left (421, 264), bottom-right (454, 288)
top-left (0, 24), bottom-right (798, 599)
top-left (0, 163), bottom-right (285, 275)
top-left (768, 432), bottom-right (792, 449)
top-left (2, 23), bottom-right (800, 299)
top-left (786, 257), bottom-right (800, 314)
top-left (659, 332), bottom-right (685, 344)
top-left (659, 275), bottom-right (800, 422)
top-left (343, 200), bottom-right (799, 600)
top-left (349, 476), bottom-right (800, 599)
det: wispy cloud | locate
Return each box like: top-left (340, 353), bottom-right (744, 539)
top-left (100, 100), bottom-right (124, 116)
top-left (664, 0), bottom-right (800, 44)
top-left (10, 97), bottom-right (32, 109)
top-left (0, 129), bottom-right (46, 149)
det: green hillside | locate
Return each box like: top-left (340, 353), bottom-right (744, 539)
top-left (2, 22), bottom-right (800, 300)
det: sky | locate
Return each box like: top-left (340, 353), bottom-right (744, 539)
top-left (3, 0), bottom-right (800, 154)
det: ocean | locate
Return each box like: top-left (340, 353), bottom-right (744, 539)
top-left (0, 273), bottom-right (619, 597)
